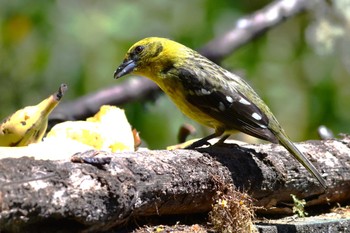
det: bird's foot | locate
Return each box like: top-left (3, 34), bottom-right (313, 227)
top-left (213, 141), bottom-right (241, 149)
top-left (185, 138), bottom-right (212, 149)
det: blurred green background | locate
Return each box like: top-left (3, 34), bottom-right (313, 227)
top-left (1, 0), bottom-right (349, 149)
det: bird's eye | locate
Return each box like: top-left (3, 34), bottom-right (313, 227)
top-left (134, 45), bottom-right (144, 54)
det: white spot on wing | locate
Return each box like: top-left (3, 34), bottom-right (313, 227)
top-left (252, 112), bottom-right (262, 121)
top-left (201, 88), bottom-right (211, 95)
top-left (218, 102), bottom-right (225, 111)
top-left (239, 97), bottom-right (251, 105)
top-left (226, 96), bottom-right (233, 103)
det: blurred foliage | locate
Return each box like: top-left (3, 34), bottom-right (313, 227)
top-left (0, 0), bottom-right (349, 149)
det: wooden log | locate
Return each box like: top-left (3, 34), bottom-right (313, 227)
top-left (1, 136), bottom-right (350, 232)
top-left (0, 150), bottom-right (231, 232)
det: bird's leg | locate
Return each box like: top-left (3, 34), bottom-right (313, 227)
top-left (185, 133), bottom-right (218, 149)
top-left (213, 134), bottom-right (242, 150)
top-left (186, 129), bottom-right (225, 149)
top-left (214, 134), bottom-right (230, 145)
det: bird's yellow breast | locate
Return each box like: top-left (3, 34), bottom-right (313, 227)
top-left (155, 73), bottom-right (225, 131)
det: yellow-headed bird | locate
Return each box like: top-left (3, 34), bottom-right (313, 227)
top-left (114, 37), bottom-right (326, 189)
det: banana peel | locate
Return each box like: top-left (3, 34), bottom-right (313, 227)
top-left (46, 105), bottom-right (135, 152)
top-left (0, 84), bottom-right (68, 147)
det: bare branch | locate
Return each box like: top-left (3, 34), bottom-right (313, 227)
top-left (199, 0), bottom-right (317, 63)
top-left (49, 77), bottom-right (159, 124)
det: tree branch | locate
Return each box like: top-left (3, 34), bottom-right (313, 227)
top-left (49, 77), bottom-right (159, 125)
top-left (1, 135), bottom-right (350, 232)
top-left (199, 0), bottom-right (316, 63)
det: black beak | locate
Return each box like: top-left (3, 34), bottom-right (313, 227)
top-left (114, 59), bottom-right (136, 79)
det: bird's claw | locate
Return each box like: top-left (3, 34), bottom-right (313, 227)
top-left (185, 140), bottom-right (212, 149)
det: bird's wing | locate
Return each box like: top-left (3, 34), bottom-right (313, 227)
top-left (177, 67), bottom-right (278, 143)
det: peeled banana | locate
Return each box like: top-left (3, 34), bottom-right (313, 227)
top-left (46, 105), bottom-right (135, 152)
top-left (0, 84), bottom-right (68, 147)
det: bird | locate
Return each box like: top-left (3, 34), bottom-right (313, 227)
top-left (113, 37), bottom-right (327, 189)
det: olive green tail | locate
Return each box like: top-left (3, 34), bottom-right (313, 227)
top-left (277, 132), bottom-right (327, 189)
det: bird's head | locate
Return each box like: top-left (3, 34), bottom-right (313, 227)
top-left (114, 37), bottom-right (186, 79)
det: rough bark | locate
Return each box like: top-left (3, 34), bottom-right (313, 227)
top-left (1, 135), bottom-right (350, 232)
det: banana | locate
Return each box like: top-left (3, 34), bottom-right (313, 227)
top-left (46, 105), bottom-right (136, 152)
top-left (0, 84), bottom-right (68, 146)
